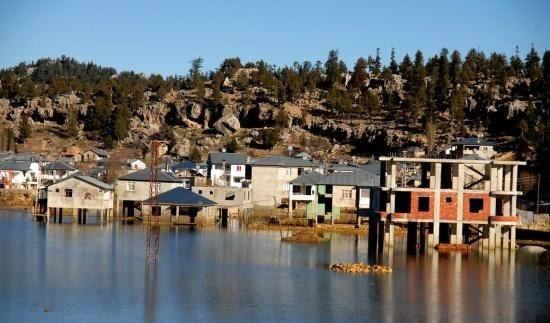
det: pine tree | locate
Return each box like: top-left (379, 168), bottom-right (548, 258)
top-left (373, 48), bottom-right (382, 75)
top-left (190, 57), bottom-right (205, 99)
top-left (435, 48), bottom-right (450, 109)
top-left (226, 137), bottom-right (239, 153)
top-left (399, 54), bottom-right (413, 87)
top-left (525, 45), bottom-right (542, 80)
top-left (350, 57), bottom-right (368, 89)
top-left (389, 48), bottom-right (398, 74)
top-left (324, 50), bottom-right (340, 89)
top-left (449, 50), bottom-right (462, 87)
top-left (510, 45), bottom-right (524, 77)
top-left (66, 106), bottom-right (79, 138)
top-left (112, 103), bottom-right (131, 140)
top-left (18, 114), bottom-right (32, 142)
top-left (189, 147), bottom-right (202, 162)
top-left (411, 50), bottom-right (426, 93)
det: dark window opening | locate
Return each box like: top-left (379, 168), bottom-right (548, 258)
top-left (298, 168), bottom-right (304, 175)
top-left (326, 185), bottom-right (333, 194)
top-left (225, 192), bottom-right (235, 200)
top-left (292, 185), bottom-right (301, 194)
top-left (418, 197), bottom-right (430, 212)
top-left (64, 189), bottom-right (72, 198)
top-left (395, 192), bottom-right (411, 213)
top-left (445, 197), bottom-right (453, 203)
top-left (198, 190), bottom-right (202, 194)
top-left (469, 198), bottom-right (484, 213)
top-left (305, 186), bottom-right (312, 195)
top-left (441, 163), bottom-right (453, 189)
top-left (496, 198), bottom-right (503, 216)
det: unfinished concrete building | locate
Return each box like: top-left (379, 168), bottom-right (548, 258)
top-left (369, 157), bottom-right (526, 251)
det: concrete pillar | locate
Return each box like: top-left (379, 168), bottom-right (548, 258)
top-left (388, 221), bottom-right (395, 247)
top-left (502, 226), bottom-right (510, 249)
top-left (77, 209), bottom-right (82, 224)
top-left (433, 221), bottom-right (440, 245)
top-left (377, 220), bottom-right (385, 254)
top-left (495, 224), bottom-right (502, 248)
top-left (510, 226), bottom-right (516, 249)
top-left (59, 208), bottom-right (63, 224)
top-left (456, 223), bottom-right (463, 244)
top-left (489, 225), bottom-right (496, 250)
top-left (504, 165), bottom-right (511, 192)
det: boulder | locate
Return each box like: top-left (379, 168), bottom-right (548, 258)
top-left (171, 139), bottom-right (192, 157)
top-left (188, 101), bottom-right (202, 120)
top-left (213, 114), bottom-right (240, 135)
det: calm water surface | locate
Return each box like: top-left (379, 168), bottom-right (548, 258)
top-left (0, 210), bottom-right (548, 322)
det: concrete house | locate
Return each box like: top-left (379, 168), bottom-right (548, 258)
top-left (47, 175), bottom-right (114, 222)
top-left (126, 159), bottom-right (146, 170)
top-left (116, 168), bottom-right (183, 217)
top-left (83, 148), bottom-right (110, 162)
top-left (0, 160), bottom-right (41, 189)
top-left (442, 137), bottom-right (497, 159)
top-left (368, 156), bottom-right (525, 251)
top-left (142, 187), bottom-right (216, 225)
top-left (192, 185), bottom-right (253, 223)
top-left (289, 167), bottom-right (379, 223)
top-left (207, 152), bottom-right (249, 187)
top-left (42, 160), bottom-right (78, 183)
top-left (249, 155), bottom-right (323, 207)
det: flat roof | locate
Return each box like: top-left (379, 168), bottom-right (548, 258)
top-left (378, 156), bottom-right (526, 166)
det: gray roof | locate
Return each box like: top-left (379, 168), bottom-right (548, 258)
top-left (43, 160), bottom-right (76, 171)
top-left (406, 146), bottom-right (424, 152)
top-left (118, 168), bottom-right (182, 183)
top-left (208, 152), bottom-right (249, 165)
top-left (3, 153), bottom-right (42, 162)
top-left (452, 138), bottom-right (497, 146)
top-left (0, 161), bottom-right (32, 171)
top-left (357, 160), bottom-right (381, 176)
top-left (249, 155), bottom-right (321, 167)
top-left (320, 170), bottom-right (379, 186)
top-left (289, 171), bottom-right (324, 185)
top-left (0, 152), bottom-right (12, 160)
top-left (51, 174), bottom-right (113, 190)
top-left (169, 160), bottom-right (197, 171)
top-left (88, 148), bottom-right (110, 157)
top-left (294, 152), bottom-right (312, 159)
top-left (142, 187), bottom-right (216, 206)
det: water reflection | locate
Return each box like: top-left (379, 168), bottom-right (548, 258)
top-left (0, 211), bottom-right (548, 322)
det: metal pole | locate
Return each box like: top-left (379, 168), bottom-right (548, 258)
top-left (537, 173), bottom-right (540, 213)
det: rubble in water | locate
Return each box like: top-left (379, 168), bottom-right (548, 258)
top-left (329, 263), bottom-right (392, 274)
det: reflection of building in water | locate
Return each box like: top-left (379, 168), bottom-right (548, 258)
top-left (366, 157), bottom-right (526, 251)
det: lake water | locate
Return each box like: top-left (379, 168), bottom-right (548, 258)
top-left (0, 210), bottom-right (548, 322)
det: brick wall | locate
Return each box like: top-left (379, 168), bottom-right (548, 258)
top-left (410, 191), bottom-right (434, 220)
top-left (463, 193), bottom-right (490, 221)
top-left (440, 192), bottom-right (458, 221)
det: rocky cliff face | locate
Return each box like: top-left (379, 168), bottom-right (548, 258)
top-left (0, 70), bottom-right (534, 159)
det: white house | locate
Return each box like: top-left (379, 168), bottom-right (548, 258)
top-left (42, 160), bottom-right (78, 183)
top-left (207, 152), bottom-right (249, 188)
top-left (0, 161), bottom-right (41, 189)
top-left (126, 159), bottom-right (146, 170)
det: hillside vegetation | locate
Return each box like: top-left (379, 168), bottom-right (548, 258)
top-left (0, 47), bottom-right (549, 168)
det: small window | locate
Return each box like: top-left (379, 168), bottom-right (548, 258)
top-left (292, 185), bottom-right (301, 194)
top-left (445, 197), bottom-right (452, 203)
top-left (326, 185), bottom-right (333, 194)
top-left (127, 182), bottom-right (135, 191)
top-left (342, 190), bottom-right (352, 199)
top-left (64, 189), bottom-right (73, 198)
top-left (284, 168), bottom-right (291, 176)
top-left (469, 198), bottom-right (484, 213)
top-left (55, 188), bottom-right (59, 193)
top-left (418, 197), bottom-right (430, 212)
top-left (236, 165), bottom-right (242, 171)
top-left (198, 190), bottom-right (202, 194)
top-left (298, 168), bottom-right (304, 175)
top-left (360, 189), bottom-right (369, 198)
top-left (210, 190), bottom-right (213, 195)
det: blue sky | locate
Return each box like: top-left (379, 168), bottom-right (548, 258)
top-left (1, 0), bottom-right (549, 76)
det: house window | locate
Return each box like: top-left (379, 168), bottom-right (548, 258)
top-left (236, 165), bottom-right (242, 171)
top-left (292, 185), bottom-right (301, 194)
top-left (469, 198), bottom-right (484, 213)
top-left (326, 185), bottom-right (333, 194)
top-left (127, 182), bottom-right (136, 191)
top-left (342, 190), bottom-right (352, 199)
top-left (198, 190), bottom-right (202, 194)
top-left (298, 168), bottom-right (304, 175)
top-left (360, 189), bottom-right (369, 198)
top-left (283, 183), bottom-right (290, 191)
top-left (418, 197), bottom-right (430, 212)
top-left (64, 189), bottom-right (73, 198)
top-left (55, 188), bottom-right (59, 193)
top-left (284, 168), bottom-right (291, 176)
top-left (446, 197), bottom-right (453, 203)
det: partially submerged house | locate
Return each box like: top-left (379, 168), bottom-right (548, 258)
top-left (115, 168), bottom-right (183, 217)
top-left (46, 174), bottom-right (114, 223)
top-left (369, 156), bottom-right (525, 250)
top-left (142, 187), bottom-right (216, 225)
top-left (192, 185), bottom-right (253, 222)
top-left (288, 167), bottom-right (379, 223)
top-left (249, 155), bottom-right (323, 207)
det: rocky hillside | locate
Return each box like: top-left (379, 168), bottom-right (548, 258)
top-left (0, 50), bottom-right (549, 165)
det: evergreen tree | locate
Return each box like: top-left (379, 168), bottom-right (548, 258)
top-left (435, 48), bottom-right (450, 109)
top-left (226, 137), bottom-right (239, 153)
top-left (112, 103), bottom-right (131, 140)
top-left (18, 114), bottom-right (32, 142)
top-left (0, 71), bottom-right (19, 99)
top-left (525, 45), bottom-right (542, 80)
top-left (190, 57), bottom-right (205, 98)
top-left (450, 85), bottom-right (467, 121)
top-left (189, 147), bottom-right (202, 162)
top-left (389, 48), bottom-right (399, 74)
top-left (449, 50), bottom-right (462, 87)
top-left (411, 50), bottom-right (426, 93)
top-left (373, 48), bottom-right (382, 75)
top-left (19, 78), bottom-right (38, 98)
top-left (510, 45), bottom-right (524, 77)
top-left (324, 50), bottom-right (340, 89)
top-left (399, 54), bottom-right (413, 87)
top-left (66, 106), bottom-right (79, 138)
top-left (350, 57), bottom-right (368, 89)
